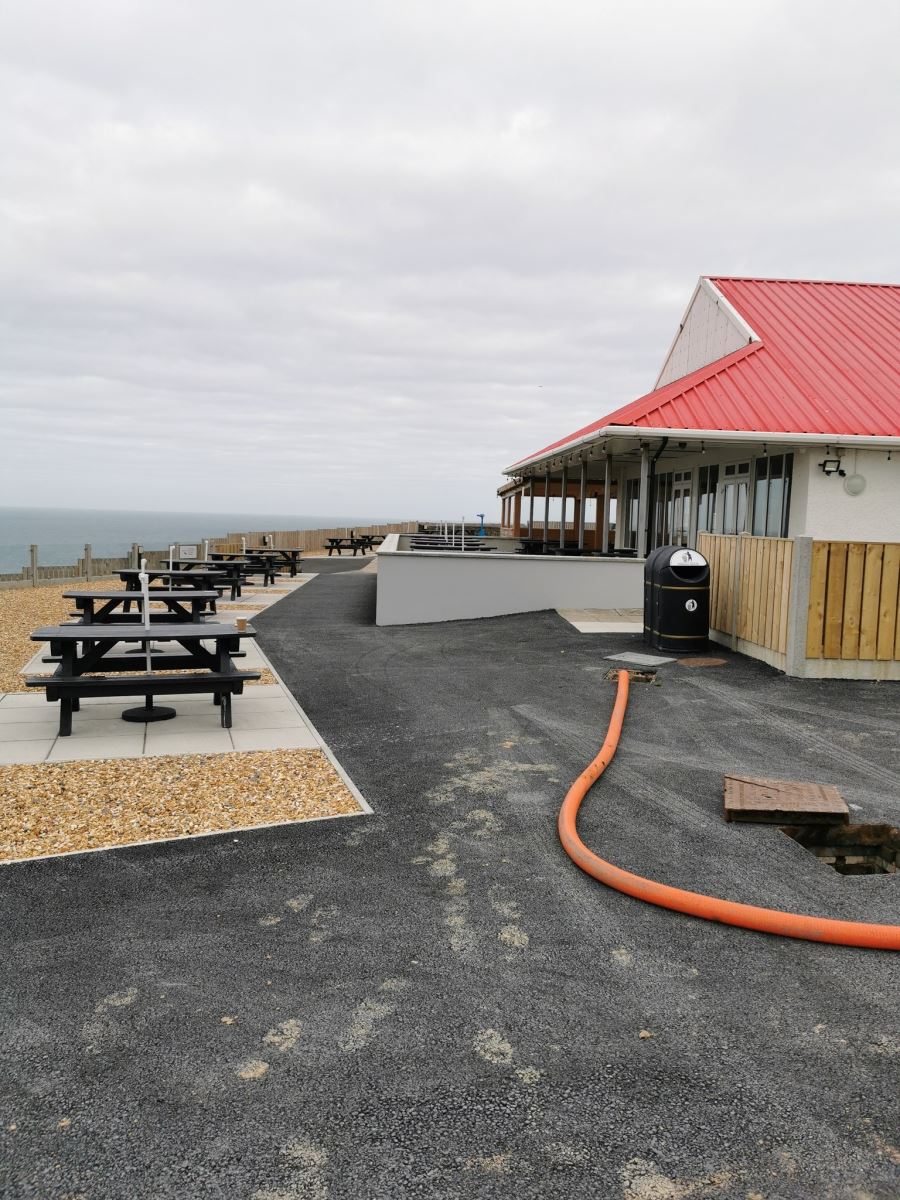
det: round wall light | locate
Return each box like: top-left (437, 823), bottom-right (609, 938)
top-left (844, 473), bottom-right (867, 496)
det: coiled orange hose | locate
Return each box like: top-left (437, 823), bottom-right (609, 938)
top-left (558, 670), bottom-right (900, 950)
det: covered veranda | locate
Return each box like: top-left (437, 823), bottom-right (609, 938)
top-left (498, 427), bottom-right (708, 558)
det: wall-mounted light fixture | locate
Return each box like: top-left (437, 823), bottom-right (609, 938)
top-left (819, 458), bottom-right (846, 477)
top-left (843, 474), bottom-right (866, 496)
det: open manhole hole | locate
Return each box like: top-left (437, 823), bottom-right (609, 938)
top-left (782, 823), bottom-right (900, 875)
top-left (605, 668), bottom-right (656, 683)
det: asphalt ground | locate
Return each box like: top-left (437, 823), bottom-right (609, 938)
top-left (1, 561), bottom-right (899, 1199)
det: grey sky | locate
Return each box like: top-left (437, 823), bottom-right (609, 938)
top-left (2, 1), bottom-right (898, 520)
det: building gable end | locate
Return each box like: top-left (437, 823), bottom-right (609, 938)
top-left (654, 278), bottom-right (758, 389)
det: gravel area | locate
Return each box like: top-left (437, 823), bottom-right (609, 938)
top-left (0, 580), bottom-right (123, 692)
top-left (0, 749), bottom-right (361, 862)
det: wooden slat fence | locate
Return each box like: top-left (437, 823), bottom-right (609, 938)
top-left (805, 541), bottom-right (900, 660)
top-left (211, 521), bottom-right (417, 555)
top-left (698, 532), bottom-right (793, 655)
top-left (1, 522), bottom-right (419, 588)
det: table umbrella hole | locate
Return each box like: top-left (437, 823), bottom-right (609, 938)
top-left (781, 823), bottom-right (900, 875)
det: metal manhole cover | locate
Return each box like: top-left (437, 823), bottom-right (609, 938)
top-left (678, 656), bottom-right (727, 667)
top-left (724, 775), bottom-right (848, 824)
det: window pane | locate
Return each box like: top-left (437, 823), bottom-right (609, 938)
top-left (766, 478), bottom-right (784, 536)
top-left (753, 471), bottom-right (768, 535)
top-left (737, 481), bottom-right (748, 532)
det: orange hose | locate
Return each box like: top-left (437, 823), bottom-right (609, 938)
top-left (558, 670), bottom-right (900, 950)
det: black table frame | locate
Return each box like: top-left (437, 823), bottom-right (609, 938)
top-left (63, 589), bottom-right (219, 624)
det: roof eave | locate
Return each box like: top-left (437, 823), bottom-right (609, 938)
top-left (504, 427), bottom-right (900, 476)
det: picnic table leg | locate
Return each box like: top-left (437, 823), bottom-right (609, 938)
top-left (59, 697), bottom-right (73, 737)
top-left (220, 692), bottom-right (232, 728)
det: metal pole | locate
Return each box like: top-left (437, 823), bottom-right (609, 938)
top-left (637, 445), bottom-right (651, 557)
top-left (542, 469), bottom-right (551, 550)
top-left (527, 478), bottom-right (535, 539)
top-left (559, 464), bottom-right (568, 550)
top-left (577, 460), bottom-right (587, 551)
top-left (601, 454), bottom-right (612, 554)
top-left (461, 517), bottom-right (465, 551)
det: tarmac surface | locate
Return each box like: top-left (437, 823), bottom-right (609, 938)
top-left (2, 559), bottom-right (899, 1199)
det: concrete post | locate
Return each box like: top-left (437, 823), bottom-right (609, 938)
top-left (559, 465), bottom-right (568, 550)
top-left (30, 544), bottom-right (38, 587)
top-left (601, 454), bottom-right (613, 555)
top-left (785, 537), bottom-right (812, 678)
top-left (84, 543), bottom-right (93, 582)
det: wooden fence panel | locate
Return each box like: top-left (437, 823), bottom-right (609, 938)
top-left (698, 532), bottom-right (793, 655)
top-left (806, 540), bottom-right (900, 660)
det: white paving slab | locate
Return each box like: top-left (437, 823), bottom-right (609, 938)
top-left (571, 621), bottom-right (644, 633)
top-left (605, 652), bottom-right (677, 667)
top-left (0, 742), bottom-right (51, 764)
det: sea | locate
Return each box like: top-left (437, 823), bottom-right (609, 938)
top-left (0, 506), bottom-right (398, 573)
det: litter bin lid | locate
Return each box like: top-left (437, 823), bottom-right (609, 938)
top-left (668, 548), bottom-right (707, 568)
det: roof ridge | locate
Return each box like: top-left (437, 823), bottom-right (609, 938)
top-left (707, 275), bottom-right (900, 290)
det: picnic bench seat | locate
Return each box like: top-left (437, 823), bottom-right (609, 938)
top-left (27, 669), bottom-right (261, 735)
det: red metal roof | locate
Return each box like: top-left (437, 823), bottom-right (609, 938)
top-left (511, 277), bottom-right (900, 467)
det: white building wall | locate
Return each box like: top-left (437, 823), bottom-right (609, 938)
top-left (655, 283), bottom-right (751, 388)
top-left (791, 449), bottom-right (900, 540)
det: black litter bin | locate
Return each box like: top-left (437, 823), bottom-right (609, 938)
top-left (644, 545), bottom-right (710, 652)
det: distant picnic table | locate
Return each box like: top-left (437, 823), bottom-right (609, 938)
top-left (211, 548), bottom-right (303, 577)
top-left (171, 557), bottom-right (278, 588)
top-left (324, 535), bottom-right (383, 556)
top-left (118, 566), bottom-right (232, 596)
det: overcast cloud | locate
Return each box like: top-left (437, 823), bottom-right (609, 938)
top-left (1, 0), bottom-right (898, 520)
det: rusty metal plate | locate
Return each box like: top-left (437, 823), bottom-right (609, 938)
top-left (723, 775), bottom-right (849, 824)
top-left (678, 656), bottom-right (728, 667)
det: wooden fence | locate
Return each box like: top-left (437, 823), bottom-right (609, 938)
top-left (210, 521), bottom-right (417, 554)
top-left (805, 541), bottom-right (900, 661)
top-left (0, 522), bottom-right (419, 587)
top-left (698, 532), bottom-right (793, 656)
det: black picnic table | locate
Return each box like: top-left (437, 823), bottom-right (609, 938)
top-left (63, 589), bottom-right (220, 624)
top-left (28, 622), bottom-right (258, 734)
top-left (211, 548), bottom-right (303, 577)
top-left (118, 566), bottom-right (234, 598)
top-left (170, 557), bottom-right (277, 589)
top-left (325, 537), bottom-right (369, 557)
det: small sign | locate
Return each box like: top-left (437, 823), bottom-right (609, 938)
top-left (177, 544), bottom-right (199, 560)
top-left (669, 548), bottom-right (707, 568)
top-left (685, 598), bottom-right (698, 612)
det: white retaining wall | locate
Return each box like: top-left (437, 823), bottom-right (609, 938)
top-left (376, 536), bottom-right (644, 625)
